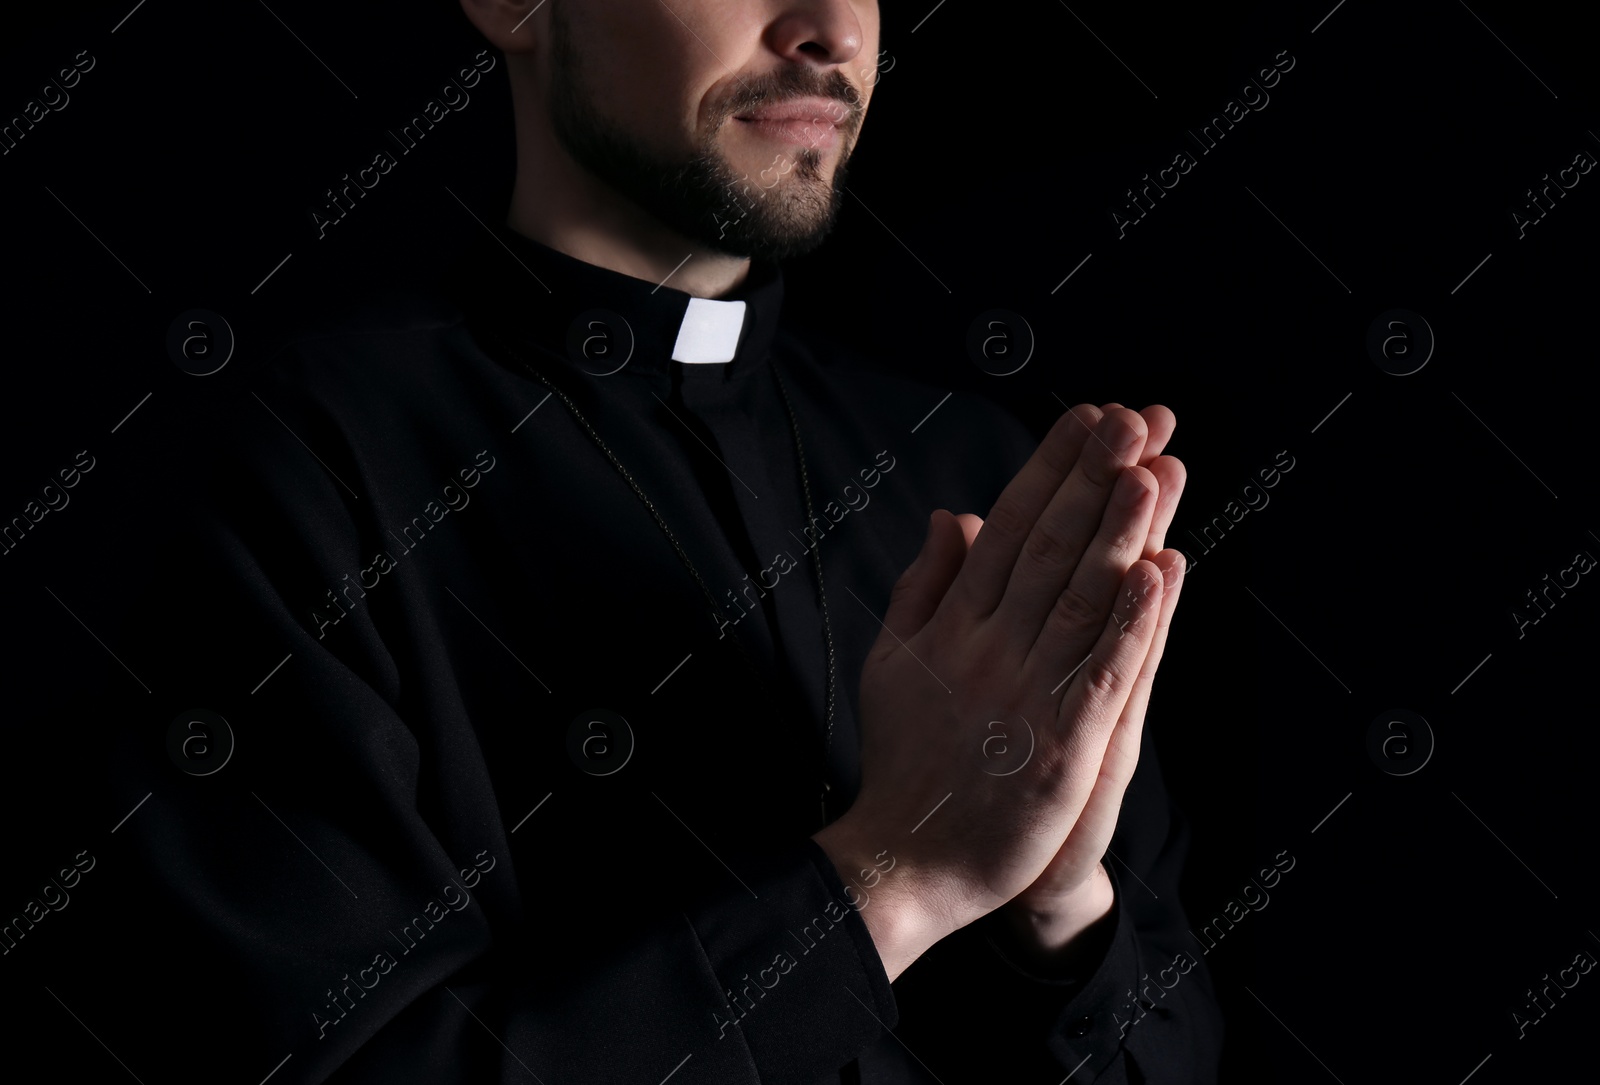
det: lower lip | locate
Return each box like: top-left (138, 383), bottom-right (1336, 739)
top-left (734, 116), bottom-right (839, 150)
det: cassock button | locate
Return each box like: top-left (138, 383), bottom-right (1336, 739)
top-left (1067, 1016), bottom-right (1094, 1037)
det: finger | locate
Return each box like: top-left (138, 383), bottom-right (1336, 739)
top-left (1108, 549), bottom-right (1186, 765)
top-left (1068, 549), bottom-right (1186, 853)
top-left (954, 513), bottom-right (984, 550)
top-left (1045, 560), bottom-right (1165, 821)
top-left (1100, 404), bottom-right (1183, 556)
top-left (960, 409), bottom-right (1169, 578)
top-left (1101, 403), bottom-right (1175, 466)
top-left (1018, 551), bottom-right (1180, 900)
top-left (991, 407), bottom-right (1150, 634)
top-left (1136, 405), bottom-right (1176, 466)
top-left (873, 509), bottom-right (968, 662)
top-left (1142, 455), bottom-right (1186, 556)
top-left (941, 405), bottom-right (1103, 619)
top-left (1023, 463), bottom-right (1159, 680)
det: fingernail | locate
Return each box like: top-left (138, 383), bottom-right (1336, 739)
top-left (1115, 470), bottom-right (1148, 505)
top-left (1165, 553), bottom-right (1186, 587)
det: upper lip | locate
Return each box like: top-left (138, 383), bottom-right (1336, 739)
top-left (735, 96), bottom-right (852, 126)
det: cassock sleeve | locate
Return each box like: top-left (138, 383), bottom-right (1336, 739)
top-left (884, 398), bottom-right (1225, 1083)
top-left (1059, 768), bottom-right (1228, 1084)
top-left (890, 754), bottom-right (1226, 1083)
top-left (64, 356), bottom-right (899, 1085)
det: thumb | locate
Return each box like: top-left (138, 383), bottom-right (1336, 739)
top-left (877, 509), bottom-right (968, 653)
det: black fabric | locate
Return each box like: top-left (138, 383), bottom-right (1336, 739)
top-left (66, 222), bottom-right (1223, 1083)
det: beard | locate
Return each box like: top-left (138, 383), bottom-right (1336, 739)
top-left (546, 2), bottom-right (862, 261)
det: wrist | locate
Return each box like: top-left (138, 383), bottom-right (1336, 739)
top-left (812, 818), bottom-right (958, 982)
top-left (1000, 863), bottom-right (1117, 973)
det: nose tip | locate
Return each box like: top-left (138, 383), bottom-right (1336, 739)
top-left (766, 1), bottom-right (866, 69)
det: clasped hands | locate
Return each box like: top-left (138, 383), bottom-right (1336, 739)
top-left (815, 403), bottom-right (1188, 981)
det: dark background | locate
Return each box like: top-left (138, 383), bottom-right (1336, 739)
top-left (2, 0), bottom-right (1595, 1080)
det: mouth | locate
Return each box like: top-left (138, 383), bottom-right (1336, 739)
top-left (733, 96), bottom-right (852, 149)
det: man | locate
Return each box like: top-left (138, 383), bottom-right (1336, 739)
top-left (66, 1), bottom-right (1222, 1081)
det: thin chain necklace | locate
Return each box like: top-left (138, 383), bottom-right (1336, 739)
top-left (483, 327), bottom-right (840, 826)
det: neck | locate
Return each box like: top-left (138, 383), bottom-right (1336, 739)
top-left (504, 108), bottom-right (753, 299)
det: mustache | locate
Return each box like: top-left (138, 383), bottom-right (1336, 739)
top-left (721, 70), bottom-right (864, 128)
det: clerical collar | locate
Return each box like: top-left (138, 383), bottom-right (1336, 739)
top-left (444, 220), bottom-right (785, 379)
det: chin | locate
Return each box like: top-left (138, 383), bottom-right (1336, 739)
top-left (708, 220), bottom-right (837, 261)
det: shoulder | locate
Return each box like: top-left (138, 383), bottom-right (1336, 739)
top-left (181, 287), bottom-right (491, 541)
top-left (235, 286), bottom-right (518, 487)
top-left (255, 288), bottom-right (471, 403)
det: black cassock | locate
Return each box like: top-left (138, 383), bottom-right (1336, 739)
top-left (68, 224), bottom-right (1223, 1083)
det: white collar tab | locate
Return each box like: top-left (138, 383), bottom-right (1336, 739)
top-left (671, 297), bottom-right (748, 364)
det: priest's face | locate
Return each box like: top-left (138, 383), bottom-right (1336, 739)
top-left (543, 0), bottom-right (879, 261)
